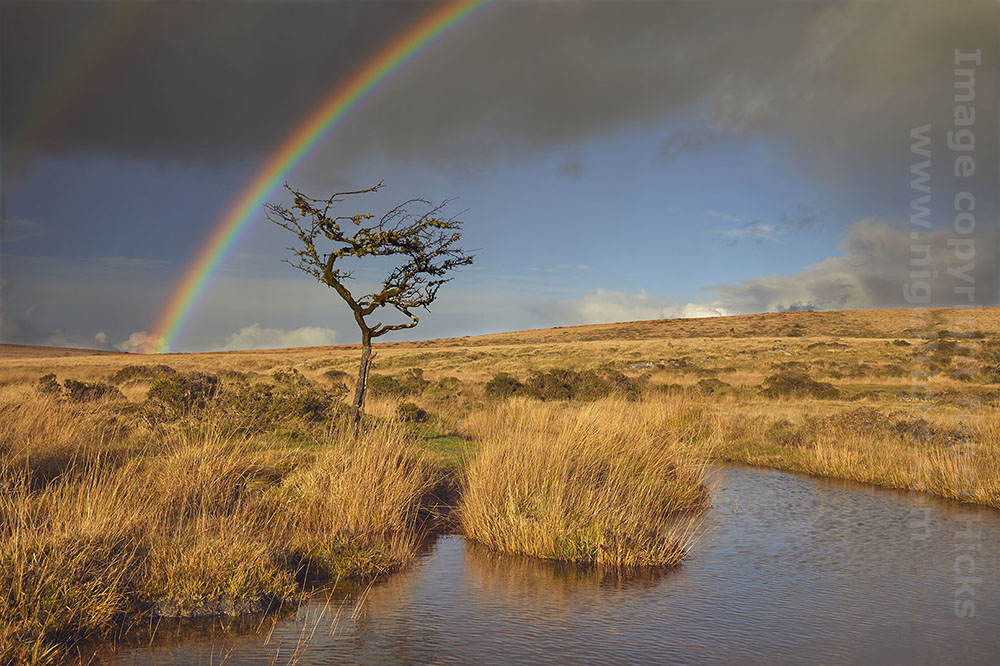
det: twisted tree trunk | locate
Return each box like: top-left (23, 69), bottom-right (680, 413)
top-left (350, 330), bottom-right (374, 438)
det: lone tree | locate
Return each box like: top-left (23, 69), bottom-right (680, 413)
top-left (265, 182), bottom-right (473, 436)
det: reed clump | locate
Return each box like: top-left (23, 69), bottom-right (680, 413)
top-left (458, 398), bottom-right (708, 568)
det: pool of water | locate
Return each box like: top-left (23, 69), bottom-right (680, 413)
top-left (106, 466), bottom-right (1000, 664)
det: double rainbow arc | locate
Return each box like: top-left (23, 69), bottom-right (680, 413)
top-left (150, 0), bottom-right (491, 353)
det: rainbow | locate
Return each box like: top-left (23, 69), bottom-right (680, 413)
top-left (150, 0), bottom-right (491, 353)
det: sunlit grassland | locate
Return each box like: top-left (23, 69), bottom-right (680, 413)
top-left (1, 306), bottom-right (999, 662)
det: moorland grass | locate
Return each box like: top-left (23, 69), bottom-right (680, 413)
top-left (3, 306), bottom-right (1000, 661)
top-left (458, 399), bottom-right (708, 568)
top-left (709, 403), bottom-right (1000, 506)
top-left (0, 394), bottom-right (440, 664)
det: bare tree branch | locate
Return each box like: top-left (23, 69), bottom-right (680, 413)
top-left (265, 181), bottom-right (474, 436)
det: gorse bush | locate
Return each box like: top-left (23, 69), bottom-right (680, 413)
top-left (220, 380), bottom-right (346, 430)
top-left (759, 371), bottom-right (840, 400)
top-left (696, 377), bottom-right (730, 395)
top-left (63, 379), bottom-right (125, 402)
top-left (979, 340), bottom-right (1000, 384)
top-left (525, 368), bottom-right (639, 402)
top-left (109, 364), bottom-right (178, 385)
top-left (147, 372), bottom-right (220, 416)
top-left (484, 369), bottom-right (641, 402)
top-left (322, 368), bottom-right (351, 385)
top-left (367, 368), bottom-right (430, 397)
top-left (396, 401), bottom-right (429, 423)
top-left (765, 418), bottom-right (805, 448)
top-left (36, 373), bottom-right (61, 395)
top-left (484, 372), bottom-right (524, 399)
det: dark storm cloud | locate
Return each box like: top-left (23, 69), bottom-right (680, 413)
top-left (1, 1), bottom-right (427, 166)
top-left (4, 0), bottom-right (996, 193)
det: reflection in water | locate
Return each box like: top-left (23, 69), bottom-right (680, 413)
top-left (106, 466), bottom-right (1000, 665)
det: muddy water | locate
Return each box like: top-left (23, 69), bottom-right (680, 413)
top-left (106, 466), bottom-right (1000, 664)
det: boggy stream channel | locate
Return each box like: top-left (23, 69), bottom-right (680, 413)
top-left (104, 466), bottom-right (1000, 665)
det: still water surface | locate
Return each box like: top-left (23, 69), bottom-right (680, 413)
top-left (108, 466), bottom-right (1000, 664)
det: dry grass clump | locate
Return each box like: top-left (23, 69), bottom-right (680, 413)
top-left (280, 421), bottom-right (441, 581)
top-left (0, 395), bottom-right (441, 664)
top-left (0, 398), bottom-right (127, 488)
top-left (458, 399), bottom-right (707, 568)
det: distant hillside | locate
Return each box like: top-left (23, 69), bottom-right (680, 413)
top-left (365, 307), bottom-right (1000, 351)
top-left (0, 344), bottom-right (126, 359)
top-left (2, 308), bottom-right (996, 359)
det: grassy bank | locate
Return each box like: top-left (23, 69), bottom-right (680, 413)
top-left (0, 391), bottom-right (441, 664)
top-left (707, 403), bottom-right (1000, 506)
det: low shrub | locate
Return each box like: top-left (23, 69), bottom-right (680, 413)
top-left (271, 368), bottom-right (310, 386)
top-left (63, 379), bottom-right (125, 402)
top-left (766, 418), bottom-right (805, 447)
top-left (484, 372), bottom-right (524, 399)
top-left (525, 368), bottom-right (639, 401)
top-left (367, 368), bottom-right (430, 397)
top-left (396, 401), bottom-right (429, 423)
top-left (322, 368), bottom-right (351, 385)
top-left (147, 372), bottom-right (220, 415)
top-left (217, 369), bottom-right (250, 382)
top-left (367, 374), bottom-right (408, 396)
top-left (109, 364), bottom-right (178, 384)
top-left (759, 371), bottom-right (840, 400)
top-left (696, 377), bottom-right (730, 395)
top-left (817, 407), bottom-right (887, 437)
top-left (881, 363), bottom-right (908, 377)
top-left (220, 380), bottom-right (345, 429)
top-left (36, 373), bottom-right (62, 395)
top-left (979, 341), bottom-right (1000, 384)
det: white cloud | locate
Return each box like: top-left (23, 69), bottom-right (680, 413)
top-left (710, 222), bottom-right (782, 242)
top-left (554, 289), bottom-right (728, 325)
top-left (707, 205), bottom-right (818, 243)
top-left (116, 331), bottom-right (163, 353)
top-left (527, 264), bottom-right (590, 273)
top-left (704, 210), bottom-right (742, 224)
top-left (552, 218), bottom-right (999, 326)
top-left (94, 332), bottom-right (108, 345)
top-left (223, 324), bottom-right (338, 351)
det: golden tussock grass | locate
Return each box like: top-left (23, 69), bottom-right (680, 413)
top-left (710, 405), bottom-right (1000, 507)
top-left (458, 398), bottom-right (708, 568)
top-left (0, 397), bottom-right (440, 664)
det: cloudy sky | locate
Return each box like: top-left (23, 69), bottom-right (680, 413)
top-left (1, 0), bottom-right (997, 351)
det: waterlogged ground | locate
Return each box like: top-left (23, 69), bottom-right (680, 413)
top-left (106, 466), bottom-right (1000, 665)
